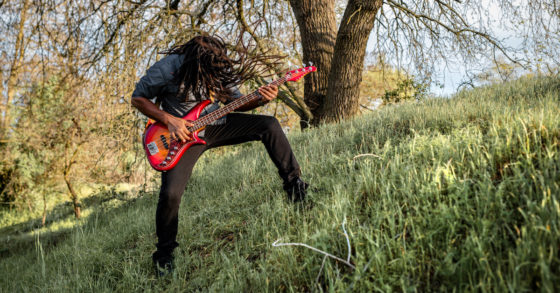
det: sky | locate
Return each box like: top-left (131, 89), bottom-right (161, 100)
top-left (364, 2), bottom-right (523, 97)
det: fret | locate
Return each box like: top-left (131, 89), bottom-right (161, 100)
top-left (190, 76), bottom-right (289, 131)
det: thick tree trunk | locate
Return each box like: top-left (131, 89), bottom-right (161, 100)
top-left (288, 0), bottom-right (337, 127)
top-left (321, 0), bottom-right (382, 123)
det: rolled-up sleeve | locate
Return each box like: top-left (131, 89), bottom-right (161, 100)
top-left (132, 64), bottom-right (167, 100)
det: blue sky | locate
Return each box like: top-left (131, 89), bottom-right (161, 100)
top-left (363, 2), bottom-right (529, 97)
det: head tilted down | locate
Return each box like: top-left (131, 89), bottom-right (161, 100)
top-left (163, 34), bottom-right (278, 103)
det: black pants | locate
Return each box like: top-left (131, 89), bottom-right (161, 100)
top-left (153, 113), bottom-right (301, 261)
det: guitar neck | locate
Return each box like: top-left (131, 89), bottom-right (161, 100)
top-left (188, 76), bottom-right (288, 132)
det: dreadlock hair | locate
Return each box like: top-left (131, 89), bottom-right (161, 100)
top-left (161, 34), bottom-right (279, 103)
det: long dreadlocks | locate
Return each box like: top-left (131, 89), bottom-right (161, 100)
top-left (161, 35), bottom-right (279, 103)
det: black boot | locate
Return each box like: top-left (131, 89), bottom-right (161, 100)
top-left (283, 177), bottom-right (309, 202)
top-left (152, 251), bottom-right (174, 277)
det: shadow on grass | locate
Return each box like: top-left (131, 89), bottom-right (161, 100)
top-left (0, 188), bottom-right (153, 258)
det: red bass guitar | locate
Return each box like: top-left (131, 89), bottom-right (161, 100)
top-left (142, 65), bottom-right (316, 171)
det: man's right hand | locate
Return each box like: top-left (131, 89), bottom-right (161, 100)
top-left (165, 115), bottom-right (193, 143)
top-left (131, 96), bottom-right (193, 142)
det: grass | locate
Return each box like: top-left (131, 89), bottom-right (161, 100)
top-left (1, 76), bottom-right (559, 291)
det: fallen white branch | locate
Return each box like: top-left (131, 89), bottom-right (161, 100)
top-left (342, 218), bottom-right (351, 263)
top-left (272, 219), bottom-right (355, 269)
top-left (352, 153), bottom-right (382, 160)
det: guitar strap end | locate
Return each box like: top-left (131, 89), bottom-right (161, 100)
top-left (145, 119), bottom-right (155, 130)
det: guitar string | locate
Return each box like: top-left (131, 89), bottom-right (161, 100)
top-left (147, 93), bottom-right (259, 149)
top-left (150, 76), bottom-right (290, 146)
top-left (146, 72), bottom-right (310, 151)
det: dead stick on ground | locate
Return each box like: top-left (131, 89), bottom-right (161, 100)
top-left (352, 153), bottom-right (382, 160)
top-left (272, 218), bottom-right (355, 269)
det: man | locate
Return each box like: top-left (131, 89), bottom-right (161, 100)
top-left (131, 35), bottom-right (308, 276)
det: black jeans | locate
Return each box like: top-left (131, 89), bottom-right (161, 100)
top-left (153, 113), bottom-right (301, 262)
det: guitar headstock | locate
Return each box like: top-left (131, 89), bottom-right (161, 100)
top-left (285, 66), bottom-right (317, 82)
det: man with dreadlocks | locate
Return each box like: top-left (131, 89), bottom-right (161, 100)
top-left (131, 35), bottom-right (308, 276)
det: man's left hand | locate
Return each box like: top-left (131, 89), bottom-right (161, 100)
top-left (258, 85), bottom-right (278, 104)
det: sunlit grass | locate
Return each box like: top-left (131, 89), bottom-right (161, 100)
top-left (1, 76), bottom-right (559, 291)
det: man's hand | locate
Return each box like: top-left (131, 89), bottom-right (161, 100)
top-left (165, 115), bottom-right (193, 143)
top-left (131, 96), bottom-right (192, 142)
top-left (258, 85), bottom-right (278, 104)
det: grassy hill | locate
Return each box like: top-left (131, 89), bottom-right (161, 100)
top-left (1, 76), bottom-right (559, 291)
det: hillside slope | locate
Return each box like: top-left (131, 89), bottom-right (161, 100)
top-left (1, 76), bottom-right (559, 291)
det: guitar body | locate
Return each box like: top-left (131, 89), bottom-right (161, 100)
top-left (143, 99), bottom-right (212, 171)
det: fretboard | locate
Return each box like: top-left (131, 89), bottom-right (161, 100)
top-left (187, 76), bottom-right (288, 132)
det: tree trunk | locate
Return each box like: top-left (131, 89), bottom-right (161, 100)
top-left (3, 0), bottom-right (31, 138)
top-left (64, 145), bottom-right (82, 219)
top-left (42, 192), bottom-right (47, 226)
top-left (288, 0), bottom-right (337, 127)
top-left (321, 0), bottom-right (382, 123)
top-left (65, 178), bottom-right (81, 219)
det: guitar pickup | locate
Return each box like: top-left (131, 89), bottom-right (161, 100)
top-left (160, 135), bottom-right (170, 149)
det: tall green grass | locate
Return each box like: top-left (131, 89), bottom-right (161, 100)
top-left (1, 76), bottom-right (559, 291)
